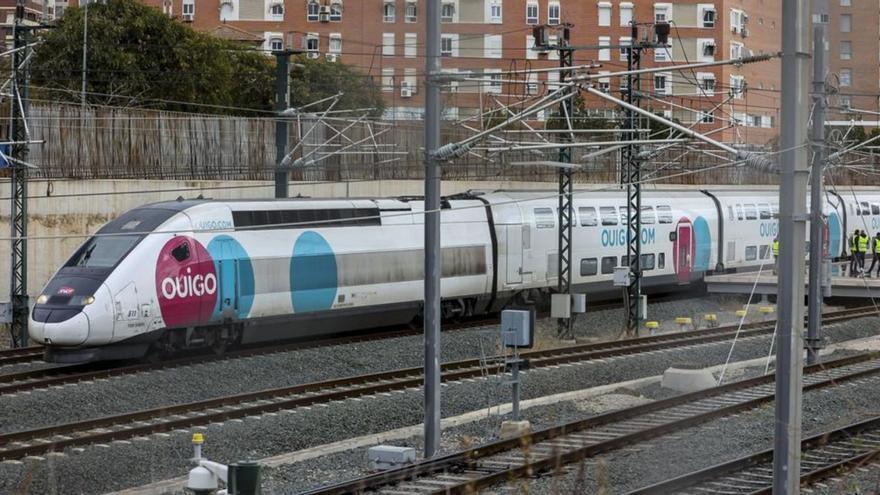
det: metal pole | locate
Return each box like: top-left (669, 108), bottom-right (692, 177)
top-left (556, 29), bottom-right (574, 340)
top-left (807, 18), bottom-right (827, 366)
top-left (774, 0), bottom-right (809, 491)
top-left (624, 23), bottom-right (642, 337)
top-left (511, 353), bottom-right (520, 421)
top-left (9, 1), bottom-right (28, 348)
top-left (273, 50), bottom-right (293, 199)
top-left (81, 0), bottom-right (88, 110)
top-left (423, 0), bottom-right (442, 459)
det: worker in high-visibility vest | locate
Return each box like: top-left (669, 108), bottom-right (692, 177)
top-left (772, 237), bottom-right (779, 275)
top-left (850, 229), bottom-right (860, 276)
top-left (858, 230), bottom-right (870, 275)
top-left (868, 232), bottom-right (880, 277)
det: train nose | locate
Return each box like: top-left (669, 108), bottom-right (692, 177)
top-left (41, 312), bottom-right (90, 346)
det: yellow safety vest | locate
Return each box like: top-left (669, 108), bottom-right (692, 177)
top-left (874, 239), bottom-right (880, 254)
top-left (859, 235), bottom-right (869, 253)
top-left (772, 240), bottom-right (779, 256)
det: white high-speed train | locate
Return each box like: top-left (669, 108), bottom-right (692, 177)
top-left (29, 187), bottom-right (875, 362)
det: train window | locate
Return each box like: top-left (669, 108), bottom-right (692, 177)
top-left (759, 245), bottom-right (771, 260)
top-left (745, 245), bottom-right (758, 261)
top-left (727, 206), bottom-right (735, 221)
top-left (861, 202), bottom-right (871, 216)
top-left (641, 206), bottom-right (656, 224)
top-left (873, 203), bottom-right (880, 215)
top-left (735, 204), bottom-right (744, 221)
top-left (657, 205), bottom-right (673, 224)
top-left (601, 256), bottom-right (617, 274)
top-left (534, 208), bottom-right (555, 229)
top-left (233, 208), bottom-right (380, 229)
top-left (658, 252), bottom-right (665, 269)
top-left (580, 258), bottom-right (598, 276)
top-left (641, 253), bottom-right (655, 270)
top-left (621, 255), bottom-right (630, 267)
top-left (619, 206), bottom-right (628, 225)
top-left (600, 206), bottom-right (618, 226)
top-left (579, 207), bottom-right (598, 226)
top-left (171, 242), bottom-right (191, 262)
top-left (744, 204), bottom-right (757, 220)
top-left (759, 204), bottom-right (772, 220)
top-left (66, 235), bottom-right (143, 269)
top-left (771, 203), bottom-right (779, 219)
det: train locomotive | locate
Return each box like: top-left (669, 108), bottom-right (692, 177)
top-left (29, 187), bottom-right (876, 363)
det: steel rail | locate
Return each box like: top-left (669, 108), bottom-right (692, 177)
top-left (294, 352), bottom-right (880, 495)
top-left (0, 346), bottom-right (42, 366)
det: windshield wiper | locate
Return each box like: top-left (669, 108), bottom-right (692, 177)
top-left (78, 244), bottom-right (97, 267)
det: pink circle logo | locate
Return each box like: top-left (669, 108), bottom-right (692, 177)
top-left (155, 236), bottom-right (218, 328)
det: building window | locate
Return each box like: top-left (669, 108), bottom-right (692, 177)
top-left (305, 34), bottom-right (319, 53)
top-left (730, 75), bottom-right (745, 99)
top-left (526, 35), bottom-right (537, 59)
top-left (441, 34), bottom-right (456, 57)
top-left (330, 2), bottom-right (342, 21)
top-left (329, 34), bottom-right (342, 53)
top-left (405, 33), bottom-right (417, 58)
top-left (655, 42), bottom-right (671, 62)
top-left (548, 34), bottom-right (559, 60)
top-left (270, 37), bottom-right (284, 51)
top-left (548, 2), bottom-right (560, 25)
top-left (441, 2), bottom-right (455, 22)
top-left (489, 1), bottom-right (502, 23)
top-left (840, 95), bottom-right (852, 109)
top-left (526, 2), bottom-right (538, 24)
top-left (620, 2), bottom-right (633, 26)
top-left (619, 37), bottom-right (631, 61)
top-left (598, 2), bottom-right (611, 27)
top-left (526, 72), bottom-right (538, 95)
top-left (730, 41), bottom-right (743, 59)
top-left (840, 0), bottom-right (851, 6)
top-left (598, 36), bottom-right (610, 61)
top-left (699, 111), bottom-right (715, 123)
top-left (182, 0), bottom-right (194, 19)
top-left (485, 34), bottom-right (502, 58)
top-left (654, 3), bottom-right (671, 23)
top-left (698, 73), bottom-right (716, 95)
top-left (840, 14), bottom-right (851, 33)
top-left (654, 74), bottom-right (668, 95)
top-left (382, 68), bottom-right (394, 92)
top-left (269, 3), bottom-right (284, 19)
top-left (840, 68), bottom-right (852, 87)
top-left (405, 2), bottom-right (417, 22)
top-left (383, 2), bottom-right (395, 22)
top-left (730, 8), bottom-right (744, 34)
top-left (701, 6), bottom-right (716, 27)
top-left (598, 73), bottom-right (611, 94)
top-left (307, 0), bottom-right (319, 21)
top-left (382, 33), bottom-right (395, 56)
top-left (840, 40), bottom-right (852, 60)
top-left (485, 69), bottom-right (502, 94)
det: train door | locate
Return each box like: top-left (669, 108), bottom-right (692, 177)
top-left (215, 239), bottom-right (239, 320)
top-left (675, 222), bottom-right (693, 284)
top-left (506, 225), bottom-right (523, 284)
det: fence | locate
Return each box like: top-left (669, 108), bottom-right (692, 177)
top-left (0, 103), bottom-right (875, 186)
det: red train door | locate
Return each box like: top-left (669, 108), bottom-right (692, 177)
top-left (675, 222), bottom-right (693, 284)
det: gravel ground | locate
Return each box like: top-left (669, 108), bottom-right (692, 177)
top-left (1, 314), bottom-right (878, 495)
top-left (809, 463), bottom-right (880, 494)
top-left (0, 294), bottom-right (793, 434)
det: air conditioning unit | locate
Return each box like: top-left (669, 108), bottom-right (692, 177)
top-left (742, 27), bottom-right (749, 38)
top-left (325, 53), bottom-right (339, 62)
top-left (182, 13), bottom-right (194, 22)
top-left (319, 5), bottom-right (330, 22)
top-left (307, 51), bottom-right (320, 59)
top-left (401, 85), bottom-right (413, 98)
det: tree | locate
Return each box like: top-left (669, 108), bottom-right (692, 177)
top-left (288, 55), bottom-right (385, 118)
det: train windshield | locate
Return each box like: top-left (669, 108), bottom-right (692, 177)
top-left (66, 235), bottom-right (143, 268)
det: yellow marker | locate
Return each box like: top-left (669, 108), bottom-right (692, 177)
top-left (645, 321), bottom-right (659, 329)
top-left (704, 314), bottom-right (717, 321)
top-left (759, 306), bottom-right (775, 314)
top-left (675, 317), bottom-right (692, 325)
top-left (735, 309), bottom-right (748, 318)
top-left (192, 433), bottom-right (204, 445)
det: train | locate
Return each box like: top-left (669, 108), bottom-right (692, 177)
top-left (28, 187), bottom-right (879, 363)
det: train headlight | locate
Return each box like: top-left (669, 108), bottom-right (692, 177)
top-left (36, 294), bottom-right (48, 304)
top-left (70, 295), bottom-right (95, 306)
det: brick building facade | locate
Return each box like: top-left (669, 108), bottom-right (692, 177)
top-left (63, 1), bottom-right (880, 145)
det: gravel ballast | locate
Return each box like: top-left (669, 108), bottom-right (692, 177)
top-left (1, 313), bottom-right (879, 495)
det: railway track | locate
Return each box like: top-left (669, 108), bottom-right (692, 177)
top-left (301, 353), bottom-right (880, 495)
top-left (0, 305), bottom-right (874, 397)
top-left (0, 346), bottom-right (43, 366)
top-left (630, 415), bottom-right (880, 494)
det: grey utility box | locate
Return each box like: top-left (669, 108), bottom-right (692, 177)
top-left (613, 266), bottom-right (631, 287)
top-left (501, 309), bottom-right (534, 348)
top-left (367, 446), bottom-right (416, 471)
top-left (571, 293), bottom-right (587, 314)
top-left (550, 293), bottom-right (571, 318)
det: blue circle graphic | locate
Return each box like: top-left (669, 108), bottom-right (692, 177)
top-left (829, 212), bottom-right (842, 258)
top-left (290, 231), bottom-right (338, 313)
top-left (207, 235), bottom-right (255, 320)
top-left (693, 216), bottom-right (712, 272)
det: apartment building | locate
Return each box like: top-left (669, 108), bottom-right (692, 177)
top-left (0, 0), bottom-right (58, 46)
top-left (62, 1), bottom-right (879, 145)
top-left (826, 0), bottom-right (880, 128)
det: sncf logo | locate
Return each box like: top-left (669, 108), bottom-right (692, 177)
top-left (160, 268), bottom-right (217, 300)
top-left (155, 236), bottom-right (218, 328)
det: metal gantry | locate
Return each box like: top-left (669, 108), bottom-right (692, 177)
top-left (556, 29), bottom-right (575, 339)
top-left (623, 23), bottom-right (644, 337)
